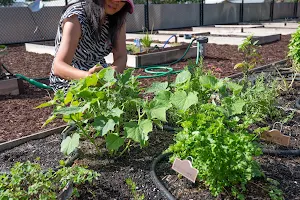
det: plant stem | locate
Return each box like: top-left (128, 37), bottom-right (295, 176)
top-left (118, 140), bottom-right (131, 157)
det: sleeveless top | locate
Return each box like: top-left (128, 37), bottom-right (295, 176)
top-left (49, 2), bottom-right (113, 92)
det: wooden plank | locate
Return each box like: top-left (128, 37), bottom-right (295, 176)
top-left (0, 125), bottom-right (68, 152)
top-left (0, 78), bottom-right (23, 95)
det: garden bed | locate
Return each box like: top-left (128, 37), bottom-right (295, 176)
top-left (0, 58), bottom-right (300, 199)
top-left (0, 35), bottom-right (291, 143)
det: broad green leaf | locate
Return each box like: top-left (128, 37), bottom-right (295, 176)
top-left (104, 68), bottom-right (116, 83)
top-left (170, 91), bottom-right (198, 111)
top-left (145, 82), bottom-right (168, 94)
top-left (77, 89), bottom-right (93, 99)
top-left (93, 117), bottom-right (115, 136)
top-left (54, 106), bottom-right (82, 115)
top-left (175, 70), bottom-right (191, 85)
top-left (64, 91), bottom-right (73, 105)
top-left (226, 82), bottom-right (243, 95)
top-left (124, 119), bottom-right (152, 145)
top-left (106, 134), bottom-right (124, 151)
top-left (102, 119), bottom-right (116, 136)
top-left (150, 107), bottom-right (167, 122)
top-left (231, 99), bottom-right (246, 115)
top-left (199, 75), bottom-right (218, 89)
top-left (119, 68), bottom-right (133, 84)
top-left (111, 107), bottom-right (124, 117)
top-left (154, 90), bottom-right (171, 103)
top-left (61, 133), bottom-right (80, 155)
top-left (85, 73), bottom-right (98, 86)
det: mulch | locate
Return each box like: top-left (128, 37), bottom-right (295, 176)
top-left (0, 35), bottom-right (291, 143)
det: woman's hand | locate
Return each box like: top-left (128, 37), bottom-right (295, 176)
top-left (87, 65), bottom-right (104, 76)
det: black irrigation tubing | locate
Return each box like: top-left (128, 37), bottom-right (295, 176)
top-left (150, 152), bottom-right (176, 200)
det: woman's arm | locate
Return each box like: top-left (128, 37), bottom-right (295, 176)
top-left (111, 22), bottom-right (127, 74)
top-left (52, 15), bottom-right (99, 80)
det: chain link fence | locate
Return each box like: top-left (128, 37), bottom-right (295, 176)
top-left (0, 0), bottom-right (299, 44)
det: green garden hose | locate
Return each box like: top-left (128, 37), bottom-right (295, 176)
top-left (3, 37), bottom-right (206, 90)
top-left (137, 38), bottom-right (201, 79)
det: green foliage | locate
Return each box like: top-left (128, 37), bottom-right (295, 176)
top-left (141, 27), bottom-right (153, 49)
top-left (234, 35), bottom-right (262, 80)
top-left (166, 104), bottom-right (263, 198)
top-left (288, 23), bottom-right (300, 73)
top-left (125, 178), bottom-right (145, 200)
top-left (0, 45), bottom-right (7, 56)
top-left (0, 0), bottom-right (14, 6)
top-left (38, 67), bottom-right (170, 156)
top-left (144, 64), bottom-right (279, 198)
top-left (0, 160), bottom-right (99, 200)
top-left (127, 44), bottom-right (140, 54)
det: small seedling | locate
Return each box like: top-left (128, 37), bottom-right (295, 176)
top-left (125, 178), bottom-right (145, 200)
top-left (234, 35), bottom-right (262, 81)
top-left (288, 23), bottom-right (300, 73)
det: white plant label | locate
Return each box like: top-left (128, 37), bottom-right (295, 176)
top-left (171, 157), bottom-right (199, 183)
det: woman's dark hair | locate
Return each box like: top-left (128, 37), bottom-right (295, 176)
top-left (64, 0), bottom-right (130, 48)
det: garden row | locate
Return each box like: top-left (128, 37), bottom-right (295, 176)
top-left (1, 29), bottom-right (300, 199)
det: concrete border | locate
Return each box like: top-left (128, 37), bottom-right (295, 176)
top-left (25, 42), bottom-right (201, 68)
top-left (0, 125), bottom-right (67, 152)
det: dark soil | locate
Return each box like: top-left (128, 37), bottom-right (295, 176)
top-left (0, 133), bottom-right (64, 173)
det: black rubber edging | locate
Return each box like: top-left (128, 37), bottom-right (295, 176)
top-left (150, 152), bottom-right (176, 200)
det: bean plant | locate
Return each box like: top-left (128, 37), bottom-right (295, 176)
top-left (38, 67), bottom-right (170, 156)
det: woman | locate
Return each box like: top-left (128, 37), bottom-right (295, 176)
top-left (49, 0), bottom-right (134, 92)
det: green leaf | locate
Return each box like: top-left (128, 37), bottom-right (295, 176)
top-left (106, 134), bottom-right (124, 151)
top-left (231, 99), bottom-right (246, 115)
top-left (64, 91), bottom-right (73, 105)
top-left (145, 82), bottom-right (168, 94)
top-left (54, 106), bottom-right (82, 115)
top-left (170, 91), bottom-right (198, 111)
top-left (61, 133), bottom-right (80, 155)
top-left (42, 115), bottom-right (56, 127)
top-left (92, 116), bottom-right (115, 136)
top-left (199, 75), bottom-right (218, 89)
top-left (150, 107), bottom-right (167, 122)
top-left (119, 68), bottom-right (134, 84)
top-left (110, 107), bottom-right (124, 117)
top-left (124, 120), bottom-right (152, 145)
top-left (104, 68), bottom-right (116, 83)
top-left (35, 99), bottom-right (56, 109)
top-left (175, 70), bottom-right (191, 85)
top-left (85, 73), bottom-right (98, 86)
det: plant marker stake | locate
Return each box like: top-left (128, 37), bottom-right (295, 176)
top-left (171, 158), bottom-right (198, 183)
top-left (261, 129), bottom-right (290, 147)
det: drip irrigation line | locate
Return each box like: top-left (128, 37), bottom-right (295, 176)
top-left (150, 152), bottom-right (176, 200)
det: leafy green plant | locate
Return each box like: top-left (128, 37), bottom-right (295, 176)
top-left (0, 45), bottom-right (7, 56)
top-left (0, 160), bottom-right (99, 200)
top-left (146, 66), bottom-right (282, 199)
top-left (288, 24), bottom-right (300, 73)
top-left (234, 35), bottom-right (262, 80)
top-left (125, 178), bottom-right (145, 200)
top-left (141, 25), bottom-right (154, 49)
top-left (166, 104), bottom-right (263, 199)
top-left (126, 44), bottom-right (140, 54)
top-left (0, 0), bottom-right (14, 6)
top-left (38, 67), bottom-right (170, 156)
